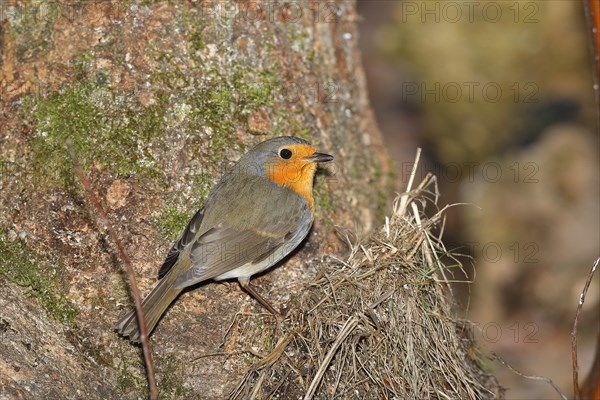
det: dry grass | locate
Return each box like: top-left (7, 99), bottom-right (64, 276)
top-left (230, 151), bottom-right (502, 399)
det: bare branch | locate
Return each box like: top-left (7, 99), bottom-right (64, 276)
top-left (492, 352), bottom-right (567, 400)
top-left (66, 140), bottom-right (159, 400)
top-left (571, 256), bottom-right (599, 399)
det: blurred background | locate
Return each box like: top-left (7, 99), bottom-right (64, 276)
top-left (356, 1), bottom-right (599, 399)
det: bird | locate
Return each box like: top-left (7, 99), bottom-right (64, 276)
top-left (116, 136), bottom-right (333, 342)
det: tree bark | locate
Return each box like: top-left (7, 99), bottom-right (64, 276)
top-left (1, 1), bottom-right (390, 398)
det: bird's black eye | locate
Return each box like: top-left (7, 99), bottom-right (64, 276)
top-left (279, 148), bottom-right (292, 159)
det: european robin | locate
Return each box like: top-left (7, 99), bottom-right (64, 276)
top-left (116, 136), bottom-right (333, 342)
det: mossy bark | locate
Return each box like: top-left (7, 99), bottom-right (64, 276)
top-left (1, 1), bottom-right (391, 399)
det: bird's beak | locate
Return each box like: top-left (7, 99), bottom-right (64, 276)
top-left (304, 152), bottom-right (334, 163)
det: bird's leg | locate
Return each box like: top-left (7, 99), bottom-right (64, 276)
top-left (238, 278), bottom-right (280, 316)
top-left (238, 277), bottom-right (285, 337)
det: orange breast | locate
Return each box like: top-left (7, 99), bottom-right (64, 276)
top-left (265, 144), bottom-right (318, 210)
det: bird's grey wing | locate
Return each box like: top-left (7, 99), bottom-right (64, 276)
top-left (158, 207), bottom-right (205, 279)
top-left (172, 202), bottom-right (306, 289)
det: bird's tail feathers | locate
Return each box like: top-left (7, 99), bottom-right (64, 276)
top-left (115, 268), bottom-right (183, 343)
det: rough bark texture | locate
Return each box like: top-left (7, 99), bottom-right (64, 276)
top-left (1, 1), bottom-right (390, 399)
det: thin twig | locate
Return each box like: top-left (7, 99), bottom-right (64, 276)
top-left (66, 140), bottom-right (158, 400)
top-left (571, 256), bottom-right (599, 400)
top-left (492, 352), bottom-right (567, 400)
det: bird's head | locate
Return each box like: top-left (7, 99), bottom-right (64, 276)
top-left (238, 136), bottom-right (334, 209)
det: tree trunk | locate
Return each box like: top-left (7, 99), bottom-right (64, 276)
top-left (1, 1), bottom-right (390, 398)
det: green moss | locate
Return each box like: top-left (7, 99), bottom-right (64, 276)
top-left (116, 356), bottom-right (147, 396)
top-left (154, 206), bottom-right (193, 242)
top-left (72, 50), bottom-right (96, 81)
top-left (189, 30), bottom-right (206, 51)
top-left (183, 67), bottom-right (279, 160)
top-left (0, 229), bottom-right (78, 325)
top-left (239, 69), bottom-right (279, 109)
top-left (28, 81), bottom-right (169, 186)
top-left (153, 173), bottom-right (212, 241)
top-left (313, 174), bottom-right (334, 225)
top-left (155, 354), bottom-right (196, 399)
top-left (285, 25), bottom-right (314, 62)
top-left (294, 127), bottom-right (312, 140)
